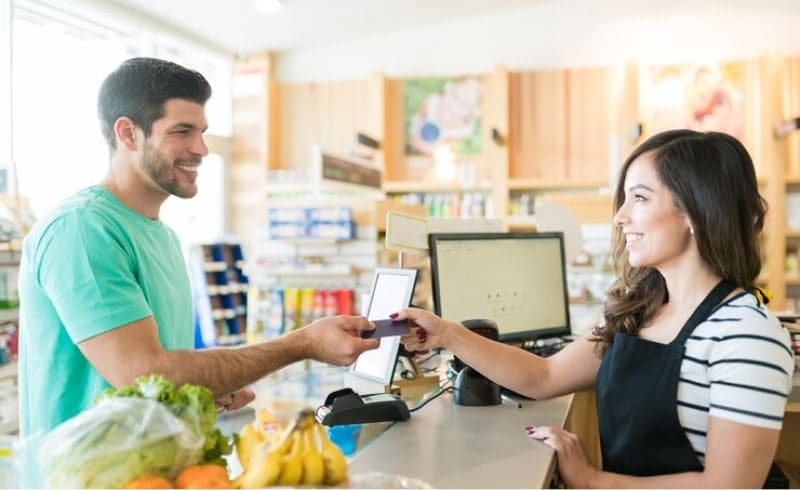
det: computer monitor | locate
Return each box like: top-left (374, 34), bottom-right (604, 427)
top-left (429, 232), bottom-right (571, 343)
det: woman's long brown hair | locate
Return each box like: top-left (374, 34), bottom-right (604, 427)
top-left (596, 129), bottom-right (767, 354)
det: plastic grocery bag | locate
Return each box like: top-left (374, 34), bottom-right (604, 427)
top-left (37, 397), bottom-right (204, 489)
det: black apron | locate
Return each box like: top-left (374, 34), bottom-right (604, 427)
top-left (596, 279), bottom-right (736, 476)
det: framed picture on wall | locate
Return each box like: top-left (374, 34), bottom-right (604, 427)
top-left (640, 63), bottom-right (745, 140)
top-left (403, 76), bottom-right (483, 156)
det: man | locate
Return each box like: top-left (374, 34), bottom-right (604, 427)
top-left (17, 57), bottom-right (379, 436)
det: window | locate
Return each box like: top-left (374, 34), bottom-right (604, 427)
top-left (8, 0), bottom-right (232, 255)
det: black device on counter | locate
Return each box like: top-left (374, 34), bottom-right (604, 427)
top-left (453, 319), bottom-right (502, 406)
top-left (318, 388), bottom-right (410, 426)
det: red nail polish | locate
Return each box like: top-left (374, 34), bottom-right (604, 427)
top-left (389, 312), bottom-right (399, 319)
top-left (525, 426), bottom-right (533, 431)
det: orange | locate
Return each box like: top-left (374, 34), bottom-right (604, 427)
top-left (175, 464), bottom-right (232, 489)
top-left (123, 474), bottom-right (174, 489)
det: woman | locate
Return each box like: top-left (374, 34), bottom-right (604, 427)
top-left (396, 129), bottom-right (794, 488)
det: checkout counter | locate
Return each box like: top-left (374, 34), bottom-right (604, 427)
top-left (220, 359), bottom-right (800, 489)
top-left (219, 360), bottom-right (570, 489)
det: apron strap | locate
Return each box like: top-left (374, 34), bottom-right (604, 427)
top-left (673, 279), bottom-right (738, 345)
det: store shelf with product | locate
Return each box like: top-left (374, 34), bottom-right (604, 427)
top-left (190, 242), bottom-right (250, 348)
top-left (246, 160), bottom-right (386, 341)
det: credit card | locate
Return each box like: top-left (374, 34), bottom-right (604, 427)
top-left (361, 319), bottom-right (411, 339)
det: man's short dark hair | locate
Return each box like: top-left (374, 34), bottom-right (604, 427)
top-left (97, 57), bottom-right (212, 150)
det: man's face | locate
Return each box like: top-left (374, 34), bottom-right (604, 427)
top-left (139, 99), bottom-right (208, 199)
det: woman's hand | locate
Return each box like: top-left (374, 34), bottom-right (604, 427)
top-left (527, 425), bottom-right (598, 488)
top-left (394, 307), bottom-right (454, 351)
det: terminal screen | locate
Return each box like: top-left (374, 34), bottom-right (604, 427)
top-left (429, 232), bottom-right (571, 342)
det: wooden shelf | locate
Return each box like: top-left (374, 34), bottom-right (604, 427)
top-left (505, 215), bottom-right (536, 229)
top-left (508, 178), bottom-right (608, 191)
top-left (382, 181), bottom-right (493, 193)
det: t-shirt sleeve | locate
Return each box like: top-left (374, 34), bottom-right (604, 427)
top-left (34, 211), bottom-right (153, 343)
top-left (707, 318), bottom-right (794, 429)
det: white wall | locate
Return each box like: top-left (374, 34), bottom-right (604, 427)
top-left (277, 0), bottom-right (800, 82)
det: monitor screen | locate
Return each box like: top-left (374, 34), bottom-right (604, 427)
top-left (351, 268), bottom-right (417, 385)
top-left (429, 232), bottom-right (571, 342)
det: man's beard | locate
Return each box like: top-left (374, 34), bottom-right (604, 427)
top-left (141, 143), bottom-right (197, 199)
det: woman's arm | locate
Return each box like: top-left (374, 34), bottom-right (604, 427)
top-left (398, 308), bottom-right (602, 399)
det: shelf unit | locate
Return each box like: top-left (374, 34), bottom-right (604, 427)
top-left (190, 242), bottom-right (250, 347)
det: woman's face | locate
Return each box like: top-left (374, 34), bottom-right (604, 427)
top-left (613, 153), bottom-right (693, 269)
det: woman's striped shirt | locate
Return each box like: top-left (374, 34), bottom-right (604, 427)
top-left (677, 291), bottom-right (794, 460)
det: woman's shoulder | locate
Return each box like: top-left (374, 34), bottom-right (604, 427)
top-left (697, 291), bottom-right (793, 360)
top-left (704, 291), bottom-right (788, 337)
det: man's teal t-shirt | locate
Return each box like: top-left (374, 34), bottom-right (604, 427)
top-left (18, 185), bottom-right (193, 436)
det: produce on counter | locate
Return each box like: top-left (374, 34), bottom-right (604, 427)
top-left (123, 474), bottom-right (174, 489)
top-left (234, 408), bottom-right (349, 488)
top-left (97, 374), bottom-right (233, 466)
top-left (38, 374), bottom-right (233, 489)
top-left (175, 464), bottom-right (233, 489)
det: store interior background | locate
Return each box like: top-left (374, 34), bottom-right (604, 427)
top-left (0, 0), bottom-right (800, 340)
top-left (2, 0), bottom-right (800, 456)
top-left (4, 0), bottom-right (800, 349)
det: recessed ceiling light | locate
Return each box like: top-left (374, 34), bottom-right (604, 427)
top-left (256, 0), bottom-right (282, 14)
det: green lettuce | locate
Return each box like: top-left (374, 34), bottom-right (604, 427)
top-left (97, 374), bottom-right (233, 465)
top-left (41, 374), bottom-right (233, 488)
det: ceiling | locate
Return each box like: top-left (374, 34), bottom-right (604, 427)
top-left (108, 0), bottom-right (545, 54)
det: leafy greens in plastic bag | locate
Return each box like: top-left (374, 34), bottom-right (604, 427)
top-left (39, 374), bottom-right (232, 489)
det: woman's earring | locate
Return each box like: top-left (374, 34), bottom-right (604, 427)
top-left (689, 226), bottom-right (695, 236)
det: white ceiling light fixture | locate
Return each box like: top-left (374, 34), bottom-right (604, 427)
top-left (256, 0), bottom-right (283, 14)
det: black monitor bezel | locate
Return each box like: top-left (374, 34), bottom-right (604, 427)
top-left (428, 231), bottom-right (572, 343)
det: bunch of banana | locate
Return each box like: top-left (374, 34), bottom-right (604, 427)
top-left (234, 408), bottom-right (349, 488)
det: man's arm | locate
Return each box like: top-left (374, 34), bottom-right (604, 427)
top-left (78, 314), bottom-right (378, 397)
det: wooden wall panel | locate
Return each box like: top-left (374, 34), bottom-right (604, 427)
top-left (761, 52), bottom-right (788, 310)
top-left (278, 80), bottom-right (371, 169)
top-left (567, 67), bottom-right (612, 183)
top-left (386, 78), bottom-right (408, 182)
top-left (510, 70), bottom-right (568, 181)
top-left (279, 83), bottom-right (320, 169)
top-left (787, 57), bottom-right (800, 177)
top-left (483, 66), bottom-right (510, 223)
top-left (231, 52), bottom-right (275, 257)
top-left (739, 60), bottom-right (762, 177)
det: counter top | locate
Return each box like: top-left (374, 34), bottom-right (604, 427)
top-left (348, 392), bottom-right (572, 488)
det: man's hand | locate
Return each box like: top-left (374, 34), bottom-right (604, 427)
top-left (292, 315), bottom-right (379, 366)
top-left (215, 386), bottom-right (255, 412)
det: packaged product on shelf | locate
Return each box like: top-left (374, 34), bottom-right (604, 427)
top-left (299, 288), bottom-right (316, 326)
top-left (283, 288), bottom-right (300, 331)
top-left (266, 289), bottom-right (284, 337)
top-left (336, 289), bottom-right (353, 316)
top-left (323, 290), bottom-right (338, 316)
